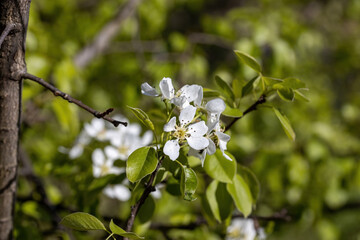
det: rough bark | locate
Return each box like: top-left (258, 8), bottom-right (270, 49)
top-left (0, 1), bottom-right (30, 239)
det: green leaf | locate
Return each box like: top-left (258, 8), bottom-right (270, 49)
top-left (273, 108), bottom-right (296, 141)
top-left (60, 212), bottom-right (106, 231)
top-left (206, 180), bottom-right (233, 222)
top-left (238, 166), bottom-right (260, 204)
top-left (232, 78), bottom-right (243, 99)
top-left (128, 106), bottom-right (155, 131)
top-left (180, 166), bottom-right (198, 201)
top-left (227, 174), bottom-right (253, 217)
top-left (138, 195), bottom-right (155, 223)
top-left (281, 77), bottom-right (306, 89)
top-left (235, 50), bottom-right (262, 73)
top-left (294, 90), bottom-right (310, 102)
top-left (223, 105), bottom-right (243, 117)
top-left (215, 76), bottom-right (235, 100)
top-left (126, 147), bottom-right (158, 183)
top-left (277, 86), bottom-right (294, 102)
top-left (242, 76), bottom-right (259, 97)
top-left (203, 88), bottom-right (221, 98)
top-left (109, 220), bottom-right (145, 240)
top-left (204, 150), bottom-right (236, 183)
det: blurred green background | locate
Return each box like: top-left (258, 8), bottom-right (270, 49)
top-left (18, 0), bottom-right (360, 239)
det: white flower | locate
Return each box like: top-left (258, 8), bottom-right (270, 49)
top-left (103, 184), bottom-right (131, 201)
top-left (206, 98), bottom-right (226, 132)
top-left (92, 148), bottom-right (122, 178)
top-left (84, 118), bottom-right (110, 141)
top-left (141, 82), bottom-right (159, 96)
top-left (163, 105), bottom-right (208, 160)
top-left (142, 78), bottom-right (203, 109)
top-left (68, 130), bottom-right (91, 159)
top-left (226, 219), bottom-right (257, 240)
top-left (105, 122), bottom-right (153, 160)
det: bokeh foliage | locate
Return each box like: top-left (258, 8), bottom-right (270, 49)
top-left (18, 0), bottom-right (360, 239)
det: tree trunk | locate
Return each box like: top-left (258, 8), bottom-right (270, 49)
top-left (0, 1), bottom-right (30, 239)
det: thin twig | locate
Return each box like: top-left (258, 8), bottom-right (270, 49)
top-left (0, 24), bottom-right (15, 49)
top-left (125, 157), bottom-right (164, 235)
top-left (74, 0), bottom-right (143, 68)
top-left (224, 95), bottom-right (266, 132)
top-left (21, 72), bottom-right (127, 127)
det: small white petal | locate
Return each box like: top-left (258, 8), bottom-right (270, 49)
top-left (92, 148), bottom-right (105, 166)
top-left (69, 145), bottom-right (83, 159)
top-left (151, 187), bottom-right (162, 199)
top-left (170, 96), bottom-right (187, 108)
top-left (207, 139), bottom-right (216, 155)
top-left (108, 166), bottom-right (123, 175)
top-left (187, 121), bottom-right (208, 137)
top-left (194, 86), bottom-right (203, 106)
top-left (84, 123), bottom-right (97, 137)
top-left (92, 165), bottom-right (102, 178)
top-left (216, 131), bottom-right (231, 143)
top-left (159, 77), bottom-right (175, 99)
top-left (222, 150), bottom-right (233, 161)
top-left (141, 82), bottom-right (159, 96)
top-left (206, 98), bottom-right (226, 114)
top-left (127, 123), bottom-right (142, 136)
top-left (187, 136), bottom-right (209, 150)
top-left (188, 147), bottom-right (207, 166)
top-left (104, 146), bottom-right (120, 160)
top-left (179, 105), bottom-right (196, 126)
top-left (164, 117), bottom-right (177, 132)
top-left (91, 118), bottom-right (105, 132)
top-left (163, 140), bottom-right (180, 160)
top-left (180, 85), bottom-right (201, 102)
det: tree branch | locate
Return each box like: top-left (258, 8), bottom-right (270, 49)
top-left (21, 72), bottom-right (127, 127)
top-left (224, 94), bottom-right (266, 132)
top-left (0, 23), bottom-right (15, 49)
top-left (125, 157), bottom-right (164, 235)
top-left (74, 0), bottom-right (143, 69)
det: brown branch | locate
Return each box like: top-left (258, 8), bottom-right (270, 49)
top-left (224, 94), bottom-right (266, 132)
top-left (74, 0), bottom-right (143, 68)
top-left (0, 23), bottom-right (15, 49)
top-left (21, 72), bottom-right (127, 127)
top-left (125, 157), bottom-right (164, 235)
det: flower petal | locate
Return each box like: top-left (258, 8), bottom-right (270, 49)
top-left (187, 136), bottom-right (209, 150)
top-left (205, 98), bottom-right (226, 114)
top-left (142, 130), bottom-right (153, 145)
top-left (207, 139), bottom-right (216, 155)
top-left (187, 121), bottom-right (208, 137)
top-left (92, 148), bottom-right (105, 166)
top-left (194, 86), bottom-right (203, 106)
top-left (141, 82), bottom-right (159, 96)
top-left (159, 77), bottom-right (175, 99)
top-left (179, 105), bottom-right (196, 126)
top-left (69, 145), bottom-right (84, 159)
top-left (180, 85), bottom-right (201, 103)
top-left (163, 139), bottom-right (180, 160)
top-left (188, 147), bottom-right (207, 166)
top-left (104, 146), bottom-right (120, 160)
top-left (170, 96), bottom-right (187, 108)
top-left (164, 117), bottom-right (177, 132)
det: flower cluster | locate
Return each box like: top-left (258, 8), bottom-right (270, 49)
top-left (226, 219), bottom-right (266, 240)
top-left (68, 116), bottom-right (153, 201)
top-left (142, 77), bottom-right (231, 166)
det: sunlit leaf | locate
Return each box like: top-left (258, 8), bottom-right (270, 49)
top-left (242, 76), bottom-right (259, 97)
top-left (232, 78), bottom-right (243, 99)
top-left (223, 105), bottom-right (243, 117)
top-left (109, 220), bottom-right (145, 239)
top-left (204, 150), bottom-right (236, 183)
top-left (180, 166), bottom-right (198, 201)
top-left (126, 147), bottom-right (158, 183)
top-left (60, 212), bottom-right (106, 231)
top-left (215, 75), bottom-right (235, 100)
top-left (227, 174), bottom-right (253, 217)
top-left (273, 107), bottom-right (296, 141)
top-left (128, 106), bottom-right (155, 131)
top-left (238, 166), bottom-right (260, 204)
top-left (235, 50), bottom-right (262, 73)
top-left (294, 90), bottom-right (310, 102)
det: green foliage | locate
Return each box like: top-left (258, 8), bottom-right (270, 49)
top-left (126, 147), bottom-right (158, 183)
top-left (226, 174), bottom-right (253, 218)
top-left (204, 150), bottom-right (237, 183)
top-left (60, 212), bottom-right (106, 231)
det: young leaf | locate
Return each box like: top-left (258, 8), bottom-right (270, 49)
top-left (60, 212), bottom-right (106, 231)
top-left (226, 174), bottom-right (253, 217)
top-left (277, 86), bottom-right (294, 102)
top-left (215, 75), bottom-right (235, 100)
top-left (281, 77), bottom-right (306, 90)
top-left (222, 105), bottom-right (243, 117)
top-left (273, 107), bottom-right (296, 141)
top-left (232, 78), bottom-right (243, 99)
top-left (109, 220), bottom-right (145, 240)
top-left (234, 50), bottom-right (262, 73)
top-left (294, 89), bottom-right (310, 102)
top-left (138, 196), bottom-right (155, 223)
top-left (180, 166), bottom-right (198, 201)
top-left (204, 150), bottom-right (236, 183)
top-left (128, 106), bottom-right (155, 131)
top-left (126, 147), bottom-right (158, 183)
top-left (238, 166), bottom-right (260, 204)
top-left (203, 88), bottom-right (221, 98)
top-left (242, 76), bottom-right (259, 97)
top-left (206, 180), bottom-right (233, 222)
